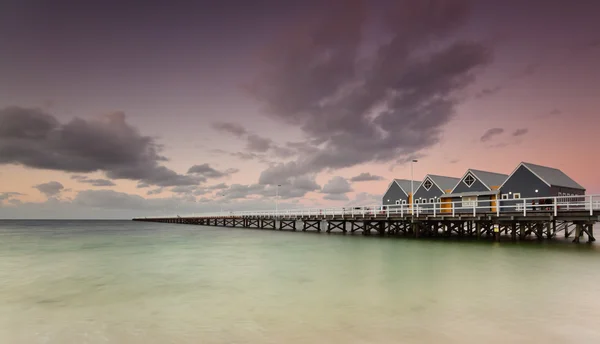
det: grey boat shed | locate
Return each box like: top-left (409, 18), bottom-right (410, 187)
top-left (382, 179), bottom-right (421, 206)
top-left (499, 162), bottom-right (585, 200)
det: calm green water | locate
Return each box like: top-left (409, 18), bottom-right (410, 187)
top-left (1, 220), bottom-right (600, 343)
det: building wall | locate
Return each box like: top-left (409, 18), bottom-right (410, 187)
top-left (382, 182), bottom-right (408, 206)
top-left (414, 182), bottom-right (444, 209)
top-left (552, 186), bottom-right (585, 196)
top-left (451, 195), bottom-right (493, 213)
top-left (452, 176), bottom-right (489, 194)
top-left (500, 165), bottom-right (552, 199)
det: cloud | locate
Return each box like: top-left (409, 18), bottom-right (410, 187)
top-left (219, 175), bottom-right (320, 201)
top-left (322, 176), bottom-right (352, 195)
top-left (33, 181), bottom-right (64, 197)
top-left (187, 163), bottom-right (239, 178)
top-left (515, 62), bottom-right (540, 79)
top-left (475, 85), bottom-right (502, 99)
top-left (249, 0), bottom-right (491, 181)
top-left (1, 189), bottom-right (326, 219)
top-left (0, 107), bottom-right (200, 187)
top-left (147, 188), bottom-right (163, 196)
top-left (246, 134), bottom-right (273, 152)
top-left (211, 122), bottom-right (247, 137)
top-left (74, 190), bottom-right (162, 210)
top-left (480, 127), bottom-right (504, 142)
top-left (350, 172), bottom-right (384, 182)
top-left (211, 122), bottom-right (306, 159)
top-left (207, 183), bottom-right (228, 190)
top-left (170, 185), bottom-right (198, 194)
top-left (323, 194), bottom-right (349, 201)
top-left (70, 175), bottom-right (116, 187)
top-left (512, 128), bottom-right (528, 137)
top-left (548, 109), bottom-right (562, 116)
top-left (346, 192), bottom-right (380, 206)
top-left (0, 192), bottom-right (24, 202)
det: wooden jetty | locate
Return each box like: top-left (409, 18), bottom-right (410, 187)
top-left (133, 195), bottom-right (600, 243)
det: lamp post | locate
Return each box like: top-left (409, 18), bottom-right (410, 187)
top-left (411, 159), bottom-right (418, 215)
top-left (275, 184), bottom-right (281, 218)
top-left (219, 193), bottom-right (224, 216)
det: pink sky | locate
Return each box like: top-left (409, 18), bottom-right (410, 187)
top-left (1, 0), bottom-right (599, 218)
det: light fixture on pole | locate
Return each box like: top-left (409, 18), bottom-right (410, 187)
top-left (219, 193), bottom-right (224, 216)
top-left (411, 159), bottom-right (418, 215)
top-left (275, 184), bottom-right (281, 218)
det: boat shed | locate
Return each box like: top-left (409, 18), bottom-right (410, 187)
top-left (442, 169), bottom-right (508, 213)
top-left (413, 174), bottom-right (460, 207)
top-left (382, 179), bottom-right (421, 206)
top-left (499, 162), bottom-right (585, 200)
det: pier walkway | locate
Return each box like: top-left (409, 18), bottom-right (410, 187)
top-left (133, 195), bottom-right (600, 243)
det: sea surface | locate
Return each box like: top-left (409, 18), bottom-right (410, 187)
top-left (1, 220), bottom-right (600, 344)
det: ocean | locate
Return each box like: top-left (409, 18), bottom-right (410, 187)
top-left (1, 220), bottom-right (600, 343)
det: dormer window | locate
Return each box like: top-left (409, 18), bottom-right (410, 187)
top-left (463, 173), bottom-right (475, 187)
top-left (423, 179), bottom-right (433, 191)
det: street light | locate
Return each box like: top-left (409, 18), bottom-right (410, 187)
top-left (219, 193), bottom-right (224, 216)
top-left (275, 184), bottom-right (281, 218)
top-left (411, 159), bottom-right (418, 215)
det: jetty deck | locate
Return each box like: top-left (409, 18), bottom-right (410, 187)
top-left (133, 195), bottom-right (600, 243)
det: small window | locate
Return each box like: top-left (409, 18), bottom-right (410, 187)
top-left (463, 196), bottom-right (477, 207)
top-left (501, 194), bottom-right (509, 200)
top-left (463, 174), bottom-right (476, 187)
top-left (395, 200), bottom-right (400, 205)
top-left (415, 199), bottom-right (420, 204)
top-left (513, 193), bottom-right (521, 199)
top-left (402, 200), bottom-right (407, 205)
top-left (438, 198), bottom-right (442, 203)
top-left (429, 198), bottom-right (434, 203)
top-left (423, 179), bottom-right (433, 191)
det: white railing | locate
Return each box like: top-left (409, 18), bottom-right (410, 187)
top-left (136, 194), bottom-right (600, 219)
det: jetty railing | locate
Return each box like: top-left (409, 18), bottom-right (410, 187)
top-left (142, 194), bottom-right (600, 219)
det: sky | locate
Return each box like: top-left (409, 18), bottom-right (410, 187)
top-left (1, 0), bottom-right (599, 219)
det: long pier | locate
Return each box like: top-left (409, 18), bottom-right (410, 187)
top-left (134, 195), bottom-right (600, 243)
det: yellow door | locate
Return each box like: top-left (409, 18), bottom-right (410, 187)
top-left (441, 197), bottom-right (452, 213)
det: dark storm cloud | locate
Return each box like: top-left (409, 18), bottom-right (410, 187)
top-left (322, 176), bottom-right (352, 196)
top-left (512, 128), bottom-right (529, 137)
top-left (480, 128), bottom-right (504, 142)
top-left (187, 163), bottom-right (239, 178)
top-left (0, 107), bottom-right (200, 187)
top-left (350, 172), bottom-right (384, 182)
top-left (70, 175), bottom-right (116, 187)
top-left (33, 181), bottom-right (64, 197)
top-left (249, 0), bottom-right (491, 181)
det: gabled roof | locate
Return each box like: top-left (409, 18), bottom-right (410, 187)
top-left (500, 162), bottom-right (585, 190)
top-left (416, 174), bottom-right (460, 194)
top-left (451, 169), bottom-right (508, 192)
top-left (393, 179), bottom-right (421, 196)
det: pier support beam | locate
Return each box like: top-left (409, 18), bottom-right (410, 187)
top-left (303, 220), bottom-right (321, 232)
top-left (326, 220), bottom-right (347, 233)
